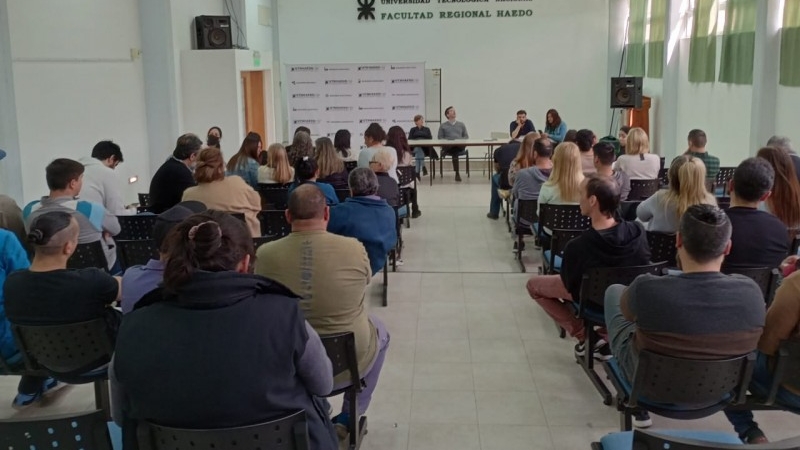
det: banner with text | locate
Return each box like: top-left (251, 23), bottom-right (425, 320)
top-left (285, 62), bottom-right (425, 142)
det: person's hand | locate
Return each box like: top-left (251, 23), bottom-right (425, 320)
top-left (542, 132), bottom-right (549, 138)
top-left (781, 255), bottom-right (800, 277)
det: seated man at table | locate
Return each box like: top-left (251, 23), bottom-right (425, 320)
top-left (255, 184), bottom-right (390, 441)
top-left (605, 204), bottom-right (765, 429)
top-left (510, 109), bottom-right (535, 141)
top-left (408, 115), bottom-right (437, 177)
top-left (328, 168), bottom-right (397, 275)
top-left (438, 106), bottom-right (469, 182)
top-left (487, 140), bottom-right (521, 220)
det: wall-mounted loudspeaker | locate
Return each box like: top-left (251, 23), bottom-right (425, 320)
top-left (610, 77), bottom-right (643, 109)
top-left (195, 15), bottom-right (232, 50)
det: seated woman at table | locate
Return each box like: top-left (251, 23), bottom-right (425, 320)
top-left (542, 109), bottom-right (567, 144)
top-left (288, 157), bottom-right (339, 206)
top-left (315, 137), bottom-right (349, 189)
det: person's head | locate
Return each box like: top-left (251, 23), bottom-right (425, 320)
top-left (592, 142), bottom-right (616, 169)
top-left (265, 143), bottom-right (293, 184)
top-left (618, 126), bottom-right (631, 146)
top-left (314, 136), bottom-right (344, 178)
top-left (767, 135), bottom-right (794, 154)
top-left (514, 133), bottom-right (541, 169)
top-left (227, 132), bottom-right (262, 172)
top-left (194, 147), bottom-right (226, 183)
top-left (533, 137), bottom-right (554, 162)
top-left (334, 129), bottom-right (351, 157)
top-left (294, 156), bottom-right (319, 182)
top-left (173, 133), bottom-right (203, 164)
top-left (625, 127), bottom-right (650, 156)
top-left (46, 158), bottom-right (85, 195)
top-left (444, 106), bottom-right (456, 121)
top-left (290, 131), bottom-right (314, 163)
top-left (386, 125), bottom-right (411, 161)
top-left (677, 204), bottom-right (731, 267)
top-left (575, 129), bottom-right (596, 152)
top-left (153, 201), bottom-right (207, 256)
top-left (370, 148), bottom-right (395, 173)
top-left (286, 183), bottom-right (329, 229)
top-left (688, 129), bottom-right (707, 150)
top-left (731, 157), bottom-right (774, 204)
top-left (294, 126), bottom-right (311, 136)
top-left (91, 140), bottom-right (123, 168)
top-left (207, 126), bottom-right (222, 140)
top-left (27, 211), bottom-right (79, 260)
top-left (516, 110), bottom-right (527, 122)
top-left (349, 167), bottom-right (379, 197)
top-left (756, 146), bottom-right (800, 228)
top-left (564, 129), bottom-right (578, 143)
top-left (546, 142), bottom-right (584, 203)
top-left (414, 114), bottom-right (425, 127)
top-left (546, 109), bottom-right (561, 128)
top-left (665, 155), bottom-right (710, 220)
top-left (580, 174), bottom-right (620, 219)
top-left (162, 211), bottom-right (255, 293)
top-left (363, 123), bottom-right (386, 147)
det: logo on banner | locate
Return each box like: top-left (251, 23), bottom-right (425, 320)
top-left (358, 93), bottom-right (386, 98)
top-left (358, 79), bottom-right (383, 84)
top-left (391, 65), bottom-right (418, 70)
top-left (357, 0), bottom-right (376, 20)
top-left (392, 106), bottom-right (418, 111)
top-left (359, 118), bottom-right (383, 123)
top-left (293, 119), bottom-right (321, 125)
top-left (329, 120), bottom-right (356, 124)
top-left (290, 66), bottom-right (318, 72)
top-left (391, 78), bottom-right (419, 84)
top-left (292, 108), bottom-right (318, 112)
top-left (324, 67), bottom-right (351, 72)
top-left (392, 93), bottom-right (420, 97)
top-left (326, 94), bottom-right (354, 98)
top-left (291, 81), bottom-right (316, 85)
top-left (392, 119), bottom-right (414, 124)
top-left (326, 106), bottom-right (355, 111)
top-left (357, 65), bottom-right (385, 71)
top-left (325, 80), bottom-right (353, 85)
top-left (358, 106), bottom-right (384, 111)
top-left (292, 94), bottom-right (320, 98)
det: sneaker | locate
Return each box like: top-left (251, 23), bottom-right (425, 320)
top-left (395, 258), bottom-right (404, 266)
top-left (455, 173), bottom-right (462, 182)
top-left (11, 391), bottom-right (41, 410)
top-left (422, 166), bottom-right (428, 176)
top-left (632, 410), bottom-right (653, 428)
top-left (412, 210), bottom-right (422, 219)
top-left (593, 339), bottom-right (613, 361)
top-left (487, 213), bottom-right (499, 220)
top-left (574, 341), bottom-right (586, 358)
top-left (415, 173), bottom-right (421, 182)
top-left (334, 423), bottom-right (349, 441)
top-left (743, 427), bottom-right (768, 444)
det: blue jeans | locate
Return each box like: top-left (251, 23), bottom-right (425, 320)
top-left (724, 352), bottom-right (800, 438)
top-left (413, 147), bottom-right (425, 174)
top-left (605, 284), bottom-right (638, 382)
top-left (489, 173), bottom-right (502, 216)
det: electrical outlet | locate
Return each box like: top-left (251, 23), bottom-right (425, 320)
top-left (130, 48), bottom-right (142, 61)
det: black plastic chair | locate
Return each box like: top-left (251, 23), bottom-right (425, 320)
top-left (117, 239), bottom-right (160, 269)
top-left (116, 215), bottom-right (157, 241)
top-left (0, 410), bottom-right (115, 450)
top-left (138, 193), bottom-right (152, 207)
top-left (722, 266), bottom-right (781, 306)
top-left (618, 201), bottom-right (641, 222)
top-left (716, 167), bottom-right (736, 196)
top-left (593, 429), bottom-right (800, 450)
top-left (513, 199), bottom-right (539, 272)
top-left (11, 318), bottom-right (114, 418)
top-left (344, 161), bottom-right (358, 172)
top-left (335, 189), bottom-right (351, 203)
top-left (258, 210), bottom-right (291, 238)
top-left (577, 263), bottom-right (669, 406)
top-left (646, 231), bottom-right (677, 267)
top-left (727, 337), bottom-right (800, 414)
top-left (320, 332), bottom-right (367, 450)
top-left (397, 165), bottom-right (416, 187)
top-left (543, 228), bottom-right (583, 276)
top-left (253, 235), bottom-right (279, 250)
top-left (228, 212), bottom-right (246, 223)
top-left (537, 204), bottom-right (591, 273)
top-left (627, 179), bottom-right (660, 200)
top-left (257, 183), bottom-right (292, 210)
top-left (658, 168), bottom-right (669, 188)
top-left (382, 252), bottom-right (391, 307)
top-left (717, 196), bottom-right (731, 210)
top-left (137, 410), bottom-right (309, 450)
top-left (605, 350), bottom-right (756, 430)
top-left (67, 241), bottom-right (108, 271)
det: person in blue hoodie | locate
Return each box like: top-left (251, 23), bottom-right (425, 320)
top-left (328, 168), bottom-right (397, 275)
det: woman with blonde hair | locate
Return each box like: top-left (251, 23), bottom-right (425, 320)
top-left (315, 137), bottom-right (349, 189)
top-left (757, 146), bottom-right (800, 229)
top-left (537, 142), bottom-right (584, 216)
top-left (258, 144), bottom-right (294, 184)
top-left (182, 147), bottom-right (262, 237)
top-left (614, 127), bottom-right (660, 179)
top-left (636, 155), bottom-right (716, 232)
top-left (509, 132), bottom-right (541, 185)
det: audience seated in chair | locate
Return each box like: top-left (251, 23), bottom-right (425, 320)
top-left (637, 155), bottom-right (716, 233)
top-left (315, 137), bottom-right (350, 189)
top-left (111, 211), bottom-right (338, 450)
top-left (371, 149), bottom-right (401, 209)
top-left (767, 135), bottom-right (800, 183)
top-left (287, 129), bottom-right (314, 167)
top-left (226, 132), bottom-right (263, 189)
top-left (509, 132), bottom-right (541, 186)
top-left (255, 184), bottom-right (390, 444)
top-left (527, 174), bottom-right (650, 359)
top-left (0, 194), bottom-right (29, 254)
top-left (328, 168), bottom-right (397, 275)
top-left (512, 137), bottom-right (553, 224)
top-left (613, 128), bottom-right (660, 180)
top-left (756, 146), bottom-right (800, 231)
top-left (487, 139), bottom-right (522, 220)
top-left (5, 211), bottom-right (122, 409)
top-left (258, 143), bottom-right (294, 184)
top-left (23, 159), bottom-right (121, 273)
top-left (594, 141), bottom-right (631, 201)
top-left (537, 142), bottom-right (584, 220)
top-left (605, 204), bottom-right (765, 430)
top-left (120, 201), bottom-right (206, 313)
top-left (576, 129), bottom-right (598, 176)
top-left (683, 129), bottom-right (720, 181)
top-left (288, 156), bottom-right (339, 206)
top-left (386, 125), bottom-right (422, 218)
top-left (724, 157), bottom-right (789, 269)
top-left (358, 123), bottom-right (398, 183)
top-left (149, 133), bottom-right (202, 214)
top-left (79, 140), bottom-right (132, 216)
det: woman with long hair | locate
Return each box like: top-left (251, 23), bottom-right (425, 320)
top-left (618, 125), bottom-right (631, 154)
top-left (757, 146), bottom-right (800, 229)
top-left (315, 137), bottom-right (349, 189)
top-left (509, 132), bottom-right (542, 185)
top-left (614, 127), bottom-right (660, 179)
top-left (537, 142), bottom-right (584, 216)
top-left (543, 109), bottom-right (567, 144)
top-left (111, 211), bottom-right (338, 450)
top-left (288, 131), bottom-right (314, 166)
top-left (288, 156), bottom-right (339, 205)
top-left (385, 125), bottom-right (421, 217)
top-left (258, 143), bottom-right (294, 184)
top-left (183, 147), bottom-right (261, 237)
top-left (334, 129), bottom-right (357, 161)
top-left (226, 132), bottom-right (262, 188)
top-left (637, 155), bottom-right (716, 232)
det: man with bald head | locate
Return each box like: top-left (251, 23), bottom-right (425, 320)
top-left (254, 184), bottom-right (390, 441)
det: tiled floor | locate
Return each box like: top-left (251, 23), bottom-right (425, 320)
top-left (0, 173), bottom-right (797, 449)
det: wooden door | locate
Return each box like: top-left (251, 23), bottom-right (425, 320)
top-left (241, 71), bottom-right (267, 143)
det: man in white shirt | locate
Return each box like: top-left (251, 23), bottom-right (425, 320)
top-left (79, 141), bottom-right (132, 216)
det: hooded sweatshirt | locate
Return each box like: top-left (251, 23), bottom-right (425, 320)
top-left (560, 220), bottom-right (651, 300)
top-left (512, 167), bottom-right (552, 200)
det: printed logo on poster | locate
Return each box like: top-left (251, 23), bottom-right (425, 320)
top-left (292, 107), bottom-right (319, 111)
top-left (358, 65), bottom-right (385, 71)
top-left (359, 93), bottom-right (386, 98)
top-left (392, 106), bottom-right (418, 111)
top-left (291, 81), bottom-right (317, 85)
top-left (359, 118), bottom-right (383, 123)
top-left (391, 78), bottom-right (419, 84)
top-left (325, 79), bottom-right (353, 85)
top-left (292, 93), bottom-right (320, 98)
top-left (293, 119), bottom-right (321, 125)
top-left (326, 94), bottom-right (354, 98)
top-left (290, 66), bottom-right (318, 72)
top-left (326, 106), bottom-right (355, 111)
top-left (358, 106), bottom-right (384, 110)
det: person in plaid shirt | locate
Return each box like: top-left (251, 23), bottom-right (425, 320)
top-left (684, 129), bottom-right (719, 181)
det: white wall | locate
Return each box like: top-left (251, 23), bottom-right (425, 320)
top-left (775, 87), bottom-right (800, 148)
top-left (275, 0), bottom-right (611, 143)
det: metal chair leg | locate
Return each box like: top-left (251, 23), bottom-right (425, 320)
top-left (95, 379), bottom-right (111, 421)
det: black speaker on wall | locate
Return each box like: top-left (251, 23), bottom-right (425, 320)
top-left (195, 15), bottom-right (232, 50)
top-left (610, 77), bottom-right (643, 108)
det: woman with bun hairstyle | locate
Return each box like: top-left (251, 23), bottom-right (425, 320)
top-left (111, 211), bottom-right (338, 450)
top-left (288, 156), bottom-right (340, 206)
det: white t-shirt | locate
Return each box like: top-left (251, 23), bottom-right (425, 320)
top-left (614, 153), bottom-right (661, 180)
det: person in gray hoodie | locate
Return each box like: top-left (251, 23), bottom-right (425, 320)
top-left (512, 138), bottom-right (554, 224)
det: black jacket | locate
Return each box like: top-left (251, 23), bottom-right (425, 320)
top-left (148, 158), bottom-right (196, 214)
top-left (560, 221), bottom-right (651, 300)
top-left (318, 169), bottom-right (350, 190)
top-left (408, 126), bottom-right (432, 141)
top-left (375, 172), bottom-right (400, 207)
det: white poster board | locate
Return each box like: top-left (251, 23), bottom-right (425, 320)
top-left (425, 68), bottom-right (441, 122)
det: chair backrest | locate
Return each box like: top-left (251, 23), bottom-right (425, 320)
top-left (67, 241), bottom-right (108, 271)
top-left (253, 235), bottom-right (279, 250)
top-left (776, 337), bottom-right (800, 390)
top-left (721, 266), bottom-right (780, 304)
top-left (138, 193), bottom-right (152, 207)
top-left (618, 201), bottom-right (641, 221)
top-left (515, 199), bottom-right (538, 228)
top-left (397, 165), bottom-right (415, 186)
top-left (138, 410), bottom-right (309, 450)
top-left (630, 350), bottom-right (755, 408)
top-left (0, 410), bottom-right (114, 450)
top-left (646, 231), bottom-right (677, 267)
top-left (12, 318), bottom-right (114, 378)
top-left (579, 263), bottom-right (669, 306)
top-left (319, 332), bottom-right (361, 388)
top-left (335, 189), bottom-right (351, 203)
top-left (717, 196), bottom-right (731, 210)
top-left (256, 183), bottom-right (291, 210)
top-left (258, 210), bottom-right (291, 238)
top-left (658, 168), bottom-right (669, 188)
top-left (628, 179), bottom-right (660, 200)
top-left (633, 430), bottom-right (800, 450)
top-left (538, 204), bottom-right (591, 231)
top-left (715, 167), bottom-right (736, 191)
top-left (116, 215), bottom-right (158, 241)
top-left (228, 212), bottom-right (246, 223)
top-left (790, 229), bottom-right (800, 255)
top-left (549, 228), bottom-right (584, 259)
top-left (344, 160), bottom-right (358, 172)
top-left (118, 239), bottom-right (160, 269)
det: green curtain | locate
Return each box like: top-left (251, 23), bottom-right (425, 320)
top-left (626, 0), bottom-right (647, 77)
top-left (781, 0), bottom-right (800, 86)
top-left (647, 0), bottom-right (667, 78)
top-left (719, 0), bottom-right (756, 84)
top-left (688, 0), bottom-right (718, 83)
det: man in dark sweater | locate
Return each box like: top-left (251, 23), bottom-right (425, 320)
top-left (487, 141), bottom-right (520, 219)
top-left (408, 115), bottom-right (437, 177)
top-left (148, 134), bottom-right (202, 214)
top-left (724, 157), bottom-right (788, 269)
top-left (527, 174), bottom-right (650, 356)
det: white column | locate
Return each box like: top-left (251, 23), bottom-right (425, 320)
top-left (658, 0), bottom-right (684, 162)
top-left (749, 0), bottom-right (782, 153)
